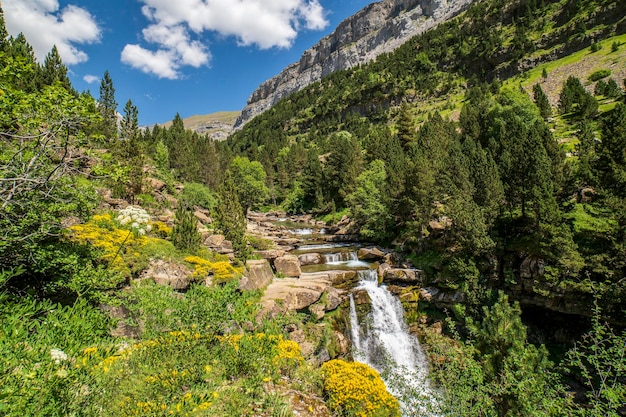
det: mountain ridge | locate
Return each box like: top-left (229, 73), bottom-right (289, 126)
top-left (233, 0), bottom-right (475, 130)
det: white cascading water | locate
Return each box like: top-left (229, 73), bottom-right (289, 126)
top-left (323, 251), bottom-right (358, 264)
top-left (351, 269), bottom-right (440, 416)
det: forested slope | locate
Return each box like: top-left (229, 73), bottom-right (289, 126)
top-left (227, 0), bottom-right (626, 324)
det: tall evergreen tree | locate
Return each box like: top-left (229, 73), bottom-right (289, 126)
top-left (120, 99), bottom-right (139, 141)
top-left (40, 45), bottom-right (71, 90)
top-left (215, 171), bottom-right (249, 259)
top-left (0, 5), bottom-right (9, 52)
top-left (171, 199), bottom-right (201, 252)
top-left (532, 83), bottom-right (551, 119)
top-left (98, 70), bottom-right (118, 140)
top-left (396, 101), bottom-right (416, 150)
top-left (596, 102), bottom-right (626, 197)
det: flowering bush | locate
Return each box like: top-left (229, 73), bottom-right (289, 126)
top-left (184, 255), bottom-right (243, 283)
top-left (116, 206), bottom-right (152, 236)
top-left (322, 359), bottom-right (400, 417)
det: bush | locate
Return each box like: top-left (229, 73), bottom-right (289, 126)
top-left (322, 359), bottom-right (400, 417)
top-left (181, 182), bottom-right (218, 211)
top-left (588, 69), bottom-right (611, 82)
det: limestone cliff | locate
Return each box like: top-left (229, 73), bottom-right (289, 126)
top-left (234, 0), bottom-right (474, 129)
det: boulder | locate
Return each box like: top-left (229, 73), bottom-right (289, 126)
top-left (377, 263), bottom-right (391, 281)
top-left (141, 259), bottom-right (194, 290)
top-left (383, 268), bottom-right (423, 285)
top-left (144, 177), bottom-right (166, 192)
top-left (298, 252), bottom-right (322, 266)
top-left (204, 234), bottom-right (226, 247)
top-left (240, 259), bottom-right (274, 291)
top-left (254, 249), bottom-right (286, 260)
top-left (274, 255), bottom-right (302, 277)
top-left (357, 247), bottom-right (386, 261)
top-left (309, 303), bottom-right (327, 320)
top-left (194, 208), bottom-right (212, 225)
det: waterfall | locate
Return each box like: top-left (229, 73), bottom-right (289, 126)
top-left (351, 270), bottom-right (440, 416)
top-left (323, 251), bottom-right (358, 264)
top-left (349, 294), bottom-right (362, 353)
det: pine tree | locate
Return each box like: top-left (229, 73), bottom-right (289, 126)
top-left (171, 199), bottom-right (201, 252)
top-left (120, 99), bottom-right (139, 141)
top-left (40, 45), bottom-right (71, 90)
top-left (0, 5), bottom-right (9, 53)
top-left (396, 101), bottom-right (415, 150)
top-left (98, 70), bottom-right (118, 141)
top-left (215, 172), bottom-right (249, 259)
top-left (532, 83), bottom-right (551, 119)
top-left (596, 102), bottom-right (626, 197)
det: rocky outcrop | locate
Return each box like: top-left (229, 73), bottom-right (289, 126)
top-left (260, 274), bottom-right (347, 317)
top-left (383, 268), bottom-right (423, 285)
top-left (274, 255), bottom-right (302, 277)
top-left (239, 259), bottom-right (274, 291)
top-left (141, 259), bottom-right (194, 290)
top-left (234, 0), bottom-right (474, 129)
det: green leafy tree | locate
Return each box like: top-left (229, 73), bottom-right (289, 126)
top-left (98, 70), bottom-right (118, 140)
top-left (0, 59), bottom-right (99, 279)
top-left (346, 160), bottom-right (393, 241)
top-left (230, 156), bottom-right (269, 216)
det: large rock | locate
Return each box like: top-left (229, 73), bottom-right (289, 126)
top-left (358, 247), bottom-right (386, 261)
top-left (141, 259), bottom-right (194, 290)
top-left (240, 259), bottom-right (274, 291)
top-left (260, 274), bottom-right (346, 316)
top-left (254, 249), bottom-right (286, 260)
top-left (274, 255), bottom-right (302, 277)
top-left (298, 252), bottom-right (322, 266)
top-left (383, 268), bottom-right (423, 285)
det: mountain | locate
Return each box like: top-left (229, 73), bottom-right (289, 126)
top-left (162, 111), bottom-right (240, 140)
top-left (233, 0), bottom-right (474, 129)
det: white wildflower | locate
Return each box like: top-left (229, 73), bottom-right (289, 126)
top-left (50, 348), bottom-right (68, 364)
top-left (117, 206), bottom-right (152, 235)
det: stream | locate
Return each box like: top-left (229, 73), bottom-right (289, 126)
top-left (279, 219), bottom-right (440, 416)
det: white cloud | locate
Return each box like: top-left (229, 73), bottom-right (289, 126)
top-left (83, 74), bottom-right (99, 84)
top-left (2, 0), bottom-right (101, 65)
top-left (121, 44), bottom-right (179, 80)
top-left (123, 0), bottom-right (328, 79)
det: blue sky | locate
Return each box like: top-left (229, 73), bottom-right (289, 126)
top-left (3, 0), bottom-right (373, 126)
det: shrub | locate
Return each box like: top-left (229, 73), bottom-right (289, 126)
top-left (588, 69), bottom-right (611, 82)
top-left (322, 359), bottom-right (400, 417)
top-left (181, 182), bottom-right (218, 211)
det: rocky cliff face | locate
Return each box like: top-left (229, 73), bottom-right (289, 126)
top-left (234, 0), bottom-right (474, 129)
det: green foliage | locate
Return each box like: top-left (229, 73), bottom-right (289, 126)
top-left (215, 172), bottom-right (249, 259)
top-left (564, 298), bottom-right (626, 416)
top-left (171, 199), bottom-right (201, 252)
top-left (533, 83), bottom-right (552, 119)
top-left (181, 182), bottom-right (217, 211)
top-left (346, 159), bottom-right (393, 241)
top-left (230, 156), bottom-right (269, 215)
top-left (588, 69), bottom-right (611, 82)
top-left (98, 70), bottom-right (117, 141)
top-left (0, 294), bottom-right (113, 416)
top-left (465, 292), bottom-right (569, 416)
